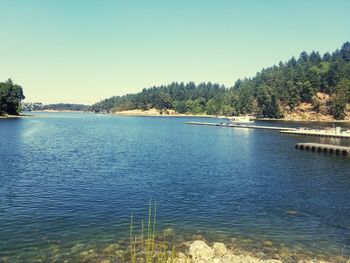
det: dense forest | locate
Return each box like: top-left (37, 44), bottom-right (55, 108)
top-left (92, 42), bottom-right (350, 120)
top-left (22, 103), bottom-right (90, 112)
top-left (0, 79), bottom-right (25, 115)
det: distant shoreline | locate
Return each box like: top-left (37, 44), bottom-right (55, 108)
top-left (112, 108), bottom-right (350, 123)
top-left (0, 113), bottom-right (34, 119)
top-left (2, 110), bottom-right (350, 123)
top-left (41, 109), bottom-right (86, 113)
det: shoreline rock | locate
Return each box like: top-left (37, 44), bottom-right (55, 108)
top-left (178, 240), bottom-right (282, 263)
top-left (172, 240), bottom-right (339, 263)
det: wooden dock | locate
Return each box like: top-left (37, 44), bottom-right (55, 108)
top-left (281, 129), bottom-right (350, 139)
top-left (186, 122), bottom-right (296, 131)
top-left (295, 143), bottom-right (350, 155)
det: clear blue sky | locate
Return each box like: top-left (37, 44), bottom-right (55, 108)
top-left (0, 0), bottom-right (349, 104)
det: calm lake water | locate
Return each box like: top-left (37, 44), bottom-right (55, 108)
top-left (0, 112), bottom-right (349, 261)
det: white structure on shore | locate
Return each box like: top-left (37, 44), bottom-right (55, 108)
top-left (228, 116), bottom-right (255, 125)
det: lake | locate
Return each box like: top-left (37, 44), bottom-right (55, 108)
top-left (0, 112), bottom-right (349, 262)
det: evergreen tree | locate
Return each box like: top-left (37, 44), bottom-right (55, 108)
top-left (256, 85), bottom-right (282, 118)
top-left (330, 79), bottom-right (350, 119)
top-left (340, 42), bottom-right (350, 62)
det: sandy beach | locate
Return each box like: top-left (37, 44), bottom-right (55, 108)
top-left (113, 108), bottom-right (221, 118)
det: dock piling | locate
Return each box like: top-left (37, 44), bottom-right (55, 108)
top-left (295, 143), bottom-right (350, 156)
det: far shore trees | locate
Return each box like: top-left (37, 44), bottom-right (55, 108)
top-left (0, 79), bottom-right (25, 115)
top-left (91, 42), bottom-right (350, 120)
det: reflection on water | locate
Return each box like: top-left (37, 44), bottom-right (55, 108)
top-left (0, 113), bottom-right (349, 262)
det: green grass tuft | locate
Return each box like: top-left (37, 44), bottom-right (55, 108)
top-left (128, 200), bottom-right (176, 263)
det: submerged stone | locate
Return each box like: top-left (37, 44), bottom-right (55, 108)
top-left (79, 249), bottom-right (99, 262)
top-left (79, 251), bottom-right (89, 257)
top-left (70, 243), bottom-right (85, 253)
top-left (191, 234), bottom-right (205, 241)
top-left (164, 228), bottom-right (175, 236)
top-left (102, 243), bottom-right (120, 254)
top-left (262, 241), bottom-right (273, 247)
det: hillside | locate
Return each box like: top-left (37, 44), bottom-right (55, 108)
top-left (282, 92), bottom-right (350, 121)
top-left (91, 42), bottom-right (350, 120)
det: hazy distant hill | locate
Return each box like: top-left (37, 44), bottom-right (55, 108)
top-left (43, 103), bottom-right (90, 112)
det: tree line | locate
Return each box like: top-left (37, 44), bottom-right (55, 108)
top-left (0, 79), bottom-right (25, 115)
top-left (92, 42), bottom-right (350, 119)
top-left (42, 103), bottom-right (90, 111)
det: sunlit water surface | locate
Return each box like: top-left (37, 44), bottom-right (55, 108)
top-left (0, 112), bottom-right (349, 261)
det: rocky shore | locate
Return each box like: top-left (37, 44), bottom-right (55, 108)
top-left (1, 237), bottom-right (348, 263)
top-left (69, 239), bottom-right (347, 263)
top-left (172, 240), bottom-right (348, 263)
top-left (175, 240), bottom-right (282, 263)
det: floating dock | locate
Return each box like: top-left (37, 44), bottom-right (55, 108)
top-left (295, 143), bottom-right (350, 155)
top-left (186, 122), bottom-right (350, 139)
top-left (186, 122), bottom-right (296, 131)
top-left (281, 129), bottom-right (350, 139)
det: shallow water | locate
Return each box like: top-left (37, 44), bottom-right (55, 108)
top-left (0, 112), bottom-right (349, 261)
